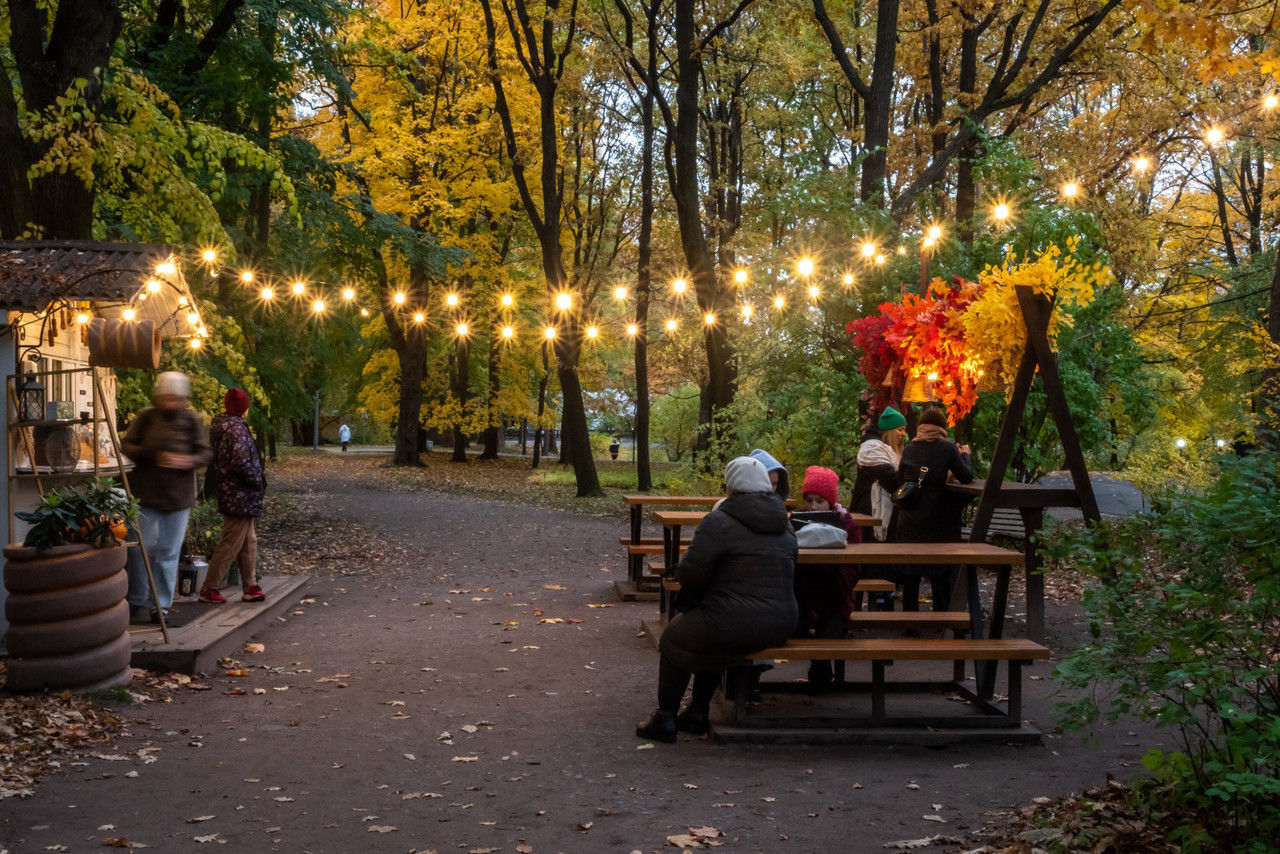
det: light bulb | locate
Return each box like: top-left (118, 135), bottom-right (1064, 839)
top-left (360, 307), bottom-right (370, 317)
top-left (896, 246), bottom-right (907, 255)
top-left (155, 260), bottom-right (177, 275)
top-left (843, 273), bottom-right (855, 286)
top-left (414, 312), bottom-right (425, 323)
top-left (342, 287), bottom-right (355, 301)
top-left (393, 291), bottom-right (406, 305)
top-left (187, 312), bottom-right (200, 325)
top-left (928, 225), bottom-right (943, 240)
top-left (200, 249), bottom-right (217, 263)
top-left (501, 293), bottom-right (514, 307)
top-left (1133, 156), bottom-right (1150, 173)
top-left (455, 322), bottom-right (468, 336)
top-left (993, 203), bottom-right (1010, 221)
top-left (861, 242), bottom-right (876, 258)
top-left (1205, 127), bottom-right (1224, 144)
top-left (555, 292), bottom-right (572, 310)
top-left (544, 326), bottom-right (557, 339)
top-left (190, 337), bottom-right (203, 349)
top-left (261, 287), bottom-right (274, 300)
top-left (704, 312), bottom-right (716, 325)
top-left (122, 308), bottom-right (136, 321)
top-left (240, 270), bottom-right (254, 283)
top-left (1061, 181), bottom-right (1080, 198)
top-left (586, 326), bottom-right (599, 339)
top-left (146, 279), bottom-right (162, 293)
top-left (741, 304), bottom-right (753, 319)
top-left (312, 299), bottom-right (325, 313)
top-left (797, 257), bottom-right (814, 277)
top-left (1266, 95), bottom-right (1279, 110)
top-left (613, 285), bottom-right (628, 300)
top-left (626, 323), bottom-right (638, 336)
top-left (665, 318), bottom-right (678, 332)
top-left (672, 278), bottom-right (687, 294)
top-left (76, 312), bottom-right (89, 324)
top-left (808, 285), bottom-right (820, 299)
top-left (733, 269), bottom-right (748, 284)
top-left (177, 296), bottom-right (188, 306)
top-left (292, 281), bottom-right (305, 295)
top-left (773, 295), bottom-right (785, 309)
top-left (446, 293), bottom-right (459, 307)
top-left (874, 254), bottom-right (886, 265)
top-left (502, 325), bottom-right (515, 339)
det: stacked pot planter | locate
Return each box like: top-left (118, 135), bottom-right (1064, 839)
top-left (3, 543), bottom-right (132, 693)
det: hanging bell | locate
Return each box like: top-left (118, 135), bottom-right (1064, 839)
top-left (902, 373), bottom-right (934, 403)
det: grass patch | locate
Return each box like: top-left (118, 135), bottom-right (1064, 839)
top-left (84, 686), bottom-right (134, 705)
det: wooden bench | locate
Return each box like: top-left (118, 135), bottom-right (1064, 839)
top-left (961, 506), bottom-right (1026, 543)
top-left (725, 637), bottom-right (1051, 733)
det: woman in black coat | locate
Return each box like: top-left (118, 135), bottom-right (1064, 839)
top-left (894, 406), bottom-right (973, 610)
top-left (636, 456), bottom-right (799, 743)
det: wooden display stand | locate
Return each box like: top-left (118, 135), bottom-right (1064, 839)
top-left (6, 366), bottom-right (169, 643)
top-left (961, 285), bottom-right (1102, 697)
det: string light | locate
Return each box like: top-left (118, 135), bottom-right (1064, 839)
top-left (843, 272), bottom-right (855, 286)
top-left (446, 293), bottom-right (460, 307)
top-left (312, 299), bottom-right (326, 314)
top-left (874, 255), bottom-right (886, 265)
top-left (808, 284), bottom-right (820, 300)
top-left (773, 295), bottom-right (785, 309)
top-left (992, 202), bottom-right (1012, 223)
top-left (861, 241), bottom-right (876, 258)
top-left (1132, 156), bottom-right (1150, 173)
top-left (240, 270), bottom-right (254, 283)
top-left (1266, 94), bottom-right (1279, 110)
top-left (896, 246), bottom-right (907, 255)
top-left (76, 312), bottom-right (90, 324)
top-left (146, 279), bottom-right (162, 293)
top-left (122, 308), bottom-right (136, 321)
top-left (928, 224), bottom-right (943, 241)
top-left (342, 287), bottom-right (356, 301)
top-left (177, 296), bottom-right (188, 306)
top-left (704, 312), bottom-right (716, 325)
top-left (187, 312), bottom-right (200, 325)
top-left (190, 338), bottom-right (203, 349)
top-left (501, 293), bottom-right (514, 307)
top-left (292, 281), bottom-right (306, 295)
top-left (360, 308), bottom-right (370, 317)
top-left (613, 286), bottom-right (628, 300)
top-left (261, 287), bottom-right (274, 300)
top-left (1205, 126), bottom-right (1225, 145)
top-left (502, 325), bottom-right (515, 339)
top-left (586, 325), bottom-right (599, 339)
top-left (200, 249), bottom-right (217, 263)
top-left (414, 312), bottom-right (425, 323)
top-left (455, 322), bottom-right (468, 336)
top-left (665, 318), bottom-right (678, 332)
top-left (626, 323), bottom-right (638, 336)
top-left (672, 278), bottom-right (687, 294)
top-left (923, 237), bottom-right (936, 249)
top-left (155, 260), bottom-right (177, 275)
top-left (796, 257), bottom-right (814, 277)
top-left (393, 291), bottom-right (406, 305)
top-left (741, 304), bottom-right (753, 319)
top-left (1061, 181), bottom-right (1080, 198)
top-left (544, 326), bottom-right (557, 339)
top-left (733, 268), bottom-right (748, 284)
top-left (554, 292), bottom-right (572, 310)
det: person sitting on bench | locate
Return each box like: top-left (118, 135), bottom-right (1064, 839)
top-left (636, 456), bottom-right (798, 743)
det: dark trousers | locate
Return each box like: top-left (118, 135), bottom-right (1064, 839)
top-left (795, 611), bottom-right (846, 684)
top-left (657, 655), bottom-right (722, 715)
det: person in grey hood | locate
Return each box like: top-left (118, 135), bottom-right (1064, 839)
top-left (636, 456), bottom-right (799, 742)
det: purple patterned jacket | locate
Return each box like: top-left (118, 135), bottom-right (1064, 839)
top-left (208, 413), bottom-right (265, 518)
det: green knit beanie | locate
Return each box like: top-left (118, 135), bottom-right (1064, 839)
top-left (877, 406), bottom-right (906, 431)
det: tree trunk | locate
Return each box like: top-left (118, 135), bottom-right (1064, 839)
top-left (479, 330), bottom-right (501, 459)
top-left (955, 20), bottom-right (981, 242)
top-left (673, 0), bottom-right (735, 454)
top-left (451, 337), bottom-right (470, 463)
top-left (391, 326), bottom-right (427, 466)
top-left (1263, 255), bottom-right (1280, 449)
top-left (860, 0), bottom-right (899, 203)
top-left (532, 344), bottom-right (550, 469)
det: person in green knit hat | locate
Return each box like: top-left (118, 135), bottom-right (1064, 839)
top-left (851, 406), bottom-right (907, 543)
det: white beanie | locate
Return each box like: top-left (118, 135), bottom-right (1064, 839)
top-left (154, 371), bottom-right (191, 399)
top-left (724, 456), bottom-right (773, 495)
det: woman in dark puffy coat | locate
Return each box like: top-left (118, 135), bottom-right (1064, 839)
top-left (198, 389), bottom-right (267, 604)
top-left (894, 406), bottom-right (973, 610)
top-left (636, 456), bottom-right (798, 743)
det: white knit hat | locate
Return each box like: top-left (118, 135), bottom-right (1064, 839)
top-left (724, 456), bottom-right (772, 495)
top-left (153, 371), bottom-right (191, 399)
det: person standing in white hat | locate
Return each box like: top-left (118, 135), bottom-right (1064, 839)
top-left (122, 371), bottom-right (212, 626)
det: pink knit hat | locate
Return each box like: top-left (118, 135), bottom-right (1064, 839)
top-left (801, 466), bottom-right (839, 508)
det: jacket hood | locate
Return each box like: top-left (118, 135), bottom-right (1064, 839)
top-left (719, 491), bottom-right (790, 535)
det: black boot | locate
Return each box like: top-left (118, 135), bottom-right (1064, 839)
top-left (675, 708), bottom-right (710, 735)
top-left (635, 710), bottom-right (677, 743)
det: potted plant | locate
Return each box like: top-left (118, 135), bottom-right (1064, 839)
top-left (3, 478), bottom-right (139, 693)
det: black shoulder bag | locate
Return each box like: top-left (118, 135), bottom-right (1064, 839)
top-left (891, 465), bottom-right (928, 509)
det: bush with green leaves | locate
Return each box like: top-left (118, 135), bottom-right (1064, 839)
top-left (1045, 451), bottom-right (1280, 849)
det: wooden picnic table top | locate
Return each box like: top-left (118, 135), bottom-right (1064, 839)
top-left (653, 509), bottom-right (880, 528)
top-left (947, 479), bottom-right (1082, 508)
top-left (624, 494), bottom-right (798, 507)
top-left (796, 541), bottom-right (1023, 565)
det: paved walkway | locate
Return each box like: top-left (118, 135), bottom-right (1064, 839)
top-left (0, 474), bottom-right (1163, 853)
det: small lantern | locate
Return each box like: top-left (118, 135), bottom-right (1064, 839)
top-left (18, 371), bottom-right (44, 422)
top-left (902, 373), bottom-right (935, 403)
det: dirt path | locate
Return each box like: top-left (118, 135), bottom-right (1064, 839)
top-left (0, 458), bottom-right (1163, 853)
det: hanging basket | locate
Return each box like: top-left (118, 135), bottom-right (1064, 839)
top-left (902, 374), bottom-right (935, 403)
top-left (88, 318), bottom-right (161, 369)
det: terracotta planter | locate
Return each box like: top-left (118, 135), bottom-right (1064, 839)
top-left (3, 543), bottom-right (132, 693)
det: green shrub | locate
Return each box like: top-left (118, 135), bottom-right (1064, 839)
top-left (1045, 451), bottom-right (1280, 848)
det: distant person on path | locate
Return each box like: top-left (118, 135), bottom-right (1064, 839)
top-left (199, 389), bottom-right (267, 605)
top-left (636, 456), bottom-right (798, 743)
top-left (609, 434), bottom-right (621, 460)
top-left (853, 406), bottom-right (907, 542)
top-left (338, 422), bottom-right (351, 452)
top-left (748, 448), bottom-right (790, 500)
top-left (123, 371), bottom-right (212, 627)
top-left (894, 406), bottom-right (973, 610)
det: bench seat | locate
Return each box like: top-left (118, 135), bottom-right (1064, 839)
top-left (619, 536), bottom-right (692, 547)
top-left (844, 610), bottom-right (970, 632)
top-left (746, 637), bottom-right (1048, 662)
top-left (962, 507), bottom-right (1026, 542)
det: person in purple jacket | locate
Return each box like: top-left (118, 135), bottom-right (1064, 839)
top-left (199, 389), bottom-right (267, 604)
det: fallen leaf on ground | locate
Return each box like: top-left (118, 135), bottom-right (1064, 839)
top-left (244, 643), bottom-right (265, 653)
top-left (187, 815), bottom-right (215, 823)
top-left (366, 825), bottom-right (397, 833)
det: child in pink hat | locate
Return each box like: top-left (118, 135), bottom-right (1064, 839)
top-left (794, 466), bottom-right (861, 691)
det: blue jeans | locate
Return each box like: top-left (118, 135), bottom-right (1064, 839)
top-left (126, 507), bottom-right (191, 615)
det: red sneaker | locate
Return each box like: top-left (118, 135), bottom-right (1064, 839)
top-left (242, 585), bottom-right (266, 602)
top-left (198, 587), bottom-right (227, 604)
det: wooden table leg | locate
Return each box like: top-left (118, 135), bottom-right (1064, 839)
top-left (1021, 507), bottom-right (1045, 643)
top-left (977, 565), bottom-right (1011, 699)
top-left (628, 505), bottom-right (643, 583)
